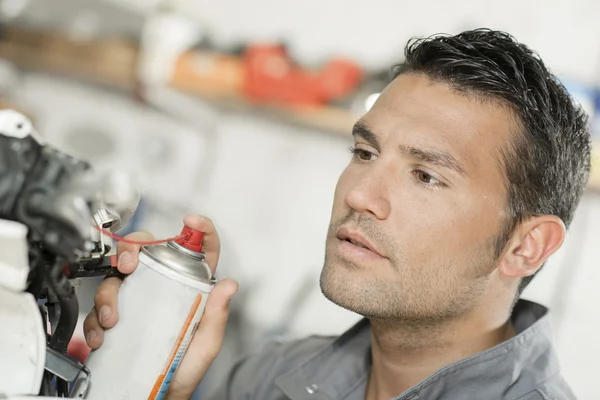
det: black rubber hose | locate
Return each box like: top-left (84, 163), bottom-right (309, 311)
top-left (39, 370), bottom-right (54, 396)
top-left (57, 378), bottom-right (69, 397)
top-left (48, 260), bottom-right (79, 353)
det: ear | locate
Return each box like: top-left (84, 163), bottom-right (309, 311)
top-left (498, 216), bottom-right (566, 279)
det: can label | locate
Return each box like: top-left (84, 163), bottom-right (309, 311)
top-left (148, 293), bottom-right (204, 400)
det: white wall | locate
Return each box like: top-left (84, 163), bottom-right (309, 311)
top-left (101, 0), bottom-right (600, 84)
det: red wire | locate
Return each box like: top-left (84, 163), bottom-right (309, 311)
top-left (94, 225), bottom-right (190, 245)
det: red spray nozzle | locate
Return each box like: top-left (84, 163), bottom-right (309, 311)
top-left (175, 226), bottom-right (205, 253)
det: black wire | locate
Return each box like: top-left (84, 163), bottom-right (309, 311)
top-left (57, 378), bottom-right (69, 397)
top-left (48, 260), bottom-right (79, 352)
top-left (37, 303), bottom-right (54, 397)
top-left (26, 241), bottom-right (52, 300)
top-left (44, 260), bottom-right (78, 397)
top-left (40, 370), bottom-right (54, 396)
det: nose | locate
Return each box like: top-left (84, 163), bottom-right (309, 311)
top-left (345, 168), bottom-right (391, 220)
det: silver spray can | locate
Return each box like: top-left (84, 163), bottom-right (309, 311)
top-left (84, 226), bottom-right (215, 400)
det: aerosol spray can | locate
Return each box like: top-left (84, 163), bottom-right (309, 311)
top-left (84, 226), bottom-right (215, 400)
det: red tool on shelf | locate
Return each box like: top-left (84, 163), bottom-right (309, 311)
top-left (242, 43), bottom-right (363, 107)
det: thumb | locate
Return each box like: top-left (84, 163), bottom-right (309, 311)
top-left (170, 278), bottom-right (239, 395)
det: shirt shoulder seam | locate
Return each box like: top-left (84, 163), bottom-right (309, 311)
top-left (409, 317), bottom-right (554, 396)
top-left (535, 388), bottom-right (550, 400)
top-left (513, 388), bottom-right (548, 400)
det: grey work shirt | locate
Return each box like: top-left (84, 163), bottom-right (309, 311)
top-left (208, 300), bottom-right (576, 399)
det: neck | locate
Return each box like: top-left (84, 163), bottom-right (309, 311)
top-left (365, 305), bottom-right (516, 400)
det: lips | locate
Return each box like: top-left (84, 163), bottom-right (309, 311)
top-left (347, 238), bottom-right (369, 249)
top-left (336, 227), bottom-right (385, 258)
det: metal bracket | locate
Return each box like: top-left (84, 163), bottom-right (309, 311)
top-left (44, 347), bottom-right (91, 398)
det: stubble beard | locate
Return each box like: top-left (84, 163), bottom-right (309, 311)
top-left (319, 222), bottom-right (494, 328)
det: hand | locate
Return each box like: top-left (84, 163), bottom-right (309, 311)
top-left (83, 215), bottom-right (238, 399)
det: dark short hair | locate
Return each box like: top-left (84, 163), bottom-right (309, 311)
top-left (392, 29), bottom-right (591, 293)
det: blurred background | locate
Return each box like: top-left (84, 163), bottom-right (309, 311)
top-left (1, 0), bottom-right (599, 398)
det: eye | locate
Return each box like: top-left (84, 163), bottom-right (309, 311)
top-left (349, 147), bottom-right (378, 162)
top-left (413, 170), bottom-right (444, 188)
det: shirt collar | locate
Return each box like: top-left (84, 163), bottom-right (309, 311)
top-left (275, 299), bottom-right (559, 400)
top-left (275, 317), bottom-right (372, 399)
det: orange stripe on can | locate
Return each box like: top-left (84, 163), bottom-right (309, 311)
top-left (147, 293), bottom-right (203, 399)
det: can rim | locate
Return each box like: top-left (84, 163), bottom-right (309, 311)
top-left (141, 245), bottom-right (216, 285)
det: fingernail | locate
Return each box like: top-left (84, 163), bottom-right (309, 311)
top-left (118, 251), bottom-right (133, 267)
top-left (86, 330), bottom-right (97, 344)
top-left (99, 306), bottom-right (112, 322)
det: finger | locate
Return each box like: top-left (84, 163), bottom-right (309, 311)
top-left (116, 231), bottom-right (154, 274)
top-left (83, 308), bottom-right (104, 349)
top-left (93, 277), bottom-right (123, 329)
top-left (183, 215), bottom-right (220, 274)
top-left (172, 279), bottom-right (238, 391)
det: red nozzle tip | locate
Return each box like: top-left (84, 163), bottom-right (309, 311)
top-left (175, 226), bottom-right (204, 253)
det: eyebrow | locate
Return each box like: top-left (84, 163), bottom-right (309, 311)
top-left (399, 144), bottom-right (467, 176)
top-left (352, 121), bottom-right (467, 176)
top-left (352, 121), bottom-right (380, 148)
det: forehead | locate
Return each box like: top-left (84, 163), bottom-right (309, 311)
top-left (364, 73), bottom-right (518, 180)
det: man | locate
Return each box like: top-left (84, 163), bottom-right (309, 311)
top-left (84, 29), bottom-right (590, 399)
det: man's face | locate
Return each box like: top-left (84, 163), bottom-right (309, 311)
top-left (321, 73), bottom-right (518, 322)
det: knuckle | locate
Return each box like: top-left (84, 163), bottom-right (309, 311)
top-left (132, 230), bottom-right (154, 240)
top-left (94, 286), bottom-right (114, 307)
top-left (93, 291), bottom-right (105, 308)
top-left (117, 231), bottom-right (154, 252)
top-left (117, 241), bottom-right (139, 253)
top-left (83, 310), bottom-right (98, 331)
